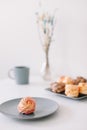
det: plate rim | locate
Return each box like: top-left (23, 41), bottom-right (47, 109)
top-left (0, 97), bottom-right (59, 120)
top-left (46, 88), bottom-right (87, 100)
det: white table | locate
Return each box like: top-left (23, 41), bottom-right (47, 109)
top-left (0, 76), bottom-right (87, 130)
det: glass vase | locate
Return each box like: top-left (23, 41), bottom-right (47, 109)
top-left (40, 44), bottom-right (51, 81)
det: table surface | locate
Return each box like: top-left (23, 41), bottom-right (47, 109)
top-left (0, 76), bottom-right (87, 130)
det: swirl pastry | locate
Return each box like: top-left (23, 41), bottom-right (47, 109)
top-left (50, 82), bottom-right (65, 93)
top-left (65, 84), bottom-right (79, 97)
top-left (17, 97), bottom-right (36, 114)
top-left (78, 83), bottom-right (87, 94)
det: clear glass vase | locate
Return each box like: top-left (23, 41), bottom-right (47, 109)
top-left (36, 7), bottom-right (58, 81)
top-left (40, 44), bottom-right (51, 81)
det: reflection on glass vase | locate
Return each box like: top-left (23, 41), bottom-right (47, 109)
top-left (41, 44), bottom-right (51, 81)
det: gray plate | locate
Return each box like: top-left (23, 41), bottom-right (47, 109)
top-left (0, 97), bottom-right (59, 120)
top-left (46, 88), bottom-right (87, 100)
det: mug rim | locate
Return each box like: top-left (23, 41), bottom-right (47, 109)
top-left (15, 66), bottom-right (29, 69)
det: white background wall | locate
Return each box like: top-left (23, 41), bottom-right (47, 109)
top-left (0, 0), bottom-right (87, 79)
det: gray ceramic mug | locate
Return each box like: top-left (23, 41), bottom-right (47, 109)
top-left (8, 66), bottom-right (29, 84)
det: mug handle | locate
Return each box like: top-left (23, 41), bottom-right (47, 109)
top-left (8, 69), bottom-right (15, 79)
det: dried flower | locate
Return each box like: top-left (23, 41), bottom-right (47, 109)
top-left (36, 8), bottom-right (58, 52)
top-left (35, 2), bottom-right (58, 80)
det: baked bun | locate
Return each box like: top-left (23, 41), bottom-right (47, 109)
top-left (73, 76), bottom-right (87, 85)
top-left (57, 76), bottom-right (73, 84)
top-left (65, 84), bottom-right (79, 97)
top-left (17, 97), bottom-right (36, 114)
top-left (50, 82), bottom-right (65, 93)
top-left (78, 83), bottom-right (87, 94)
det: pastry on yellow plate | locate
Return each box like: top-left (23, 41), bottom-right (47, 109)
top-left (78, 83), bottom-right (87, 95)
top-left (65, 84), bottom-right (79, 97)
top-left (17, 97), bottom-right (36, 114)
